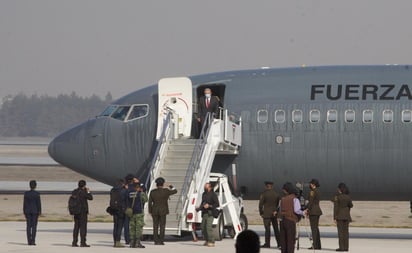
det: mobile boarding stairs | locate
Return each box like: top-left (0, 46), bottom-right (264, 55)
top-left (143, 108), bottom-right (244, 240)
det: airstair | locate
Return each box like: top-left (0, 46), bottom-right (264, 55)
top-left (143, 108), bottom-right (243, 238)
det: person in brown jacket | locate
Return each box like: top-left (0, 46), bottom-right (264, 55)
top-left (279, 182), bottom-right (304, 253)
top-left (333, 182), bottom-right (353, 252)
top-left (305, 178), bottom-right (322, 250)
top-left (258, 181), bottom-right (281, 248)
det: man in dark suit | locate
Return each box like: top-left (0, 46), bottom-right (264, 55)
top-left (72, 180), bottom-right (93, 247)
top-left (23, 180), bottom-right (41, 246)
top-left (148, 177), bottom-right (177, 245)
top-left (258, 181), bottom-right (281, 248)
top-left (197, 88), bottom-right (221, 129)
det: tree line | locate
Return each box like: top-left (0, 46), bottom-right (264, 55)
top-left (0, 92), bottom-right (113, 137)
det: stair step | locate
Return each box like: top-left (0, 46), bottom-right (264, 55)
top-left (164, 157), bottom-right (192, 163)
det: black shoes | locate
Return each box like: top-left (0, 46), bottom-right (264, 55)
top-left (309, 247), bottom-right (322, 250)
top-left (72, 243), bottom-right (78, 247)
top-left (261, 244), bottom-right (270, 248)
top-left (336, 249), bottom-right (348, 252)
top-left (80, 243), bottom-right (90, 247)
top-left (155, 241), bottom-right (165, 245)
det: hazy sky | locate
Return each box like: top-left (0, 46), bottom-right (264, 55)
top-left (1, 1), bottom-right (412, 99)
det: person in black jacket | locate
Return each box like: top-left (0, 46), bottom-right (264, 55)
top-left (197, 182), bottom-right (219, 247)
top-left (197, 88), bottom-right (221, 130)
top-left (110, 179), bottom-right (127, 248)
top-left (23, 180), bottom-right (41, 246)
top-left (71, 180), bottom-right (93, 247)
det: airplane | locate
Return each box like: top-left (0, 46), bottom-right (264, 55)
top-left (48, 65), bottom-right (412, 201)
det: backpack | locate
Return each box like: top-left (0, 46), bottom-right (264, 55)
top-left (68, 190), bottom-right (82, 215)
top-left (109, 187), bottom-right (123, 211)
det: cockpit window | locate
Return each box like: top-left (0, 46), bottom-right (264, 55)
top-left (99, 105), bottom-right (118, 117)
top-left (127, 105), bottom-right (149, 121)
top-left (111, 106), bottom-right (131, 121)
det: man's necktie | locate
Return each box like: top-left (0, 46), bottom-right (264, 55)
top-left (206, 98), bottom-right (210, 108)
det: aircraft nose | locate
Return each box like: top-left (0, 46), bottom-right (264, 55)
top-left (48, 124), bottom-right (87, 172)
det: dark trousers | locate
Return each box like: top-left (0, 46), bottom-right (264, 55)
top-left (152, 214), bottom-right (167, 243)
top-left (263, 217), bottom-right (280, 247)
top-left (337, 220), bottom-right (349, 250)
top-left (124, 216), bottom-right (130, 243)
top-left (280, 219), bottom-right (296, 253)
top-left (25, 214), bottom-right (39, 245)
top-left (309, 215), bottom-right (321, 249)
top-left (113, 212), bottom-right (125, 242)
top-left (73, 213), bottom-right (88, 245)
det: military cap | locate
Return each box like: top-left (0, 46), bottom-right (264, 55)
top-left (309, 178), bottom-right (320, 187)
top-left (264, 181), bottom-right (274, 185)
top-left (155, 177), bottom-right (165, 185)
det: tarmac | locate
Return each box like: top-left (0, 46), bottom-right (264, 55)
top-left (1, 222), bottom-right (411, 253)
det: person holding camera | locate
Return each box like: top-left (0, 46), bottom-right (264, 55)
top-left (126, 183), bottom-right (148, 248)
top-left (279, 182), bottom-right (304, 253)
top-left (71, 180), bottom-right (93, 247)
top-left (305, 179), bottom-right (322, 250)
top-left (148, 177), bottom-right (177, 245)
top-left (197, 182), bottom-right (219, 247)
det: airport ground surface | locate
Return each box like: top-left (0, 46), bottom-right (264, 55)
top-left (1, 222), bottom-right (411, 253)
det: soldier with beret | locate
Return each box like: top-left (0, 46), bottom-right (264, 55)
top-left (305, 179), bottom-right (322, 250)
top-left (333, 182), bottom-right (353, 252)
top-left (258, 181), bottom-right (281, 248)
top-left (148, 177), bottom-right (177, 245)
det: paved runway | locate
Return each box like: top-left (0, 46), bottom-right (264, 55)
top-left (1, 222), bottom-right (411, 253)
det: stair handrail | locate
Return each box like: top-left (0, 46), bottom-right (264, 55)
top-left (144, 111), bottom-right (173, 190)
top-left (173, 113), bottom-right (213, 218)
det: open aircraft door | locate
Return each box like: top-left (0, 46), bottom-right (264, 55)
top-left (156, 77), bottom-right (193, 139)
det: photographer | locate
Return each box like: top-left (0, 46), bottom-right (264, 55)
top-left (279, 182), bottom-right (304, 253)
top-left (197, 182), bottom-right (219, 247)
top-left (71, 180), bottom-right (93, 247)
top-left (148, 177), bottom-right (177, 245)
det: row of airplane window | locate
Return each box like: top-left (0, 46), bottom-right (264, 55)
top-left (257, 109), bottom-right (412, 124)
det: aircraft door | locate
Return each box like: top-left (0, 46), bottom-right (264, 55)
top-left (156, 77), bottom-right (193, 139)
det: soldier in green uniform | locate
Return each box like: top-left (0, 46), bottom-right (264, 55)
top-left (305, 178), bottom-right (322, 250)
top-left (258, 181), bottom-right (281, 248)
top-left (333, 182), bottom-right (353, 252)
top-left (148, 177), bottom-right (177, 245)
top-left (127, 183), bottom-right (148, 248)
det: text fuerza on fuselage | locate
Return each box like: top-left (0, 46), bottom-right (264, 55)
top-left (310, 84), bottom-right (412, 100)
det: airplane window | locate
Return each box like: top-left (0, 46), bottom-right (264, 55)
top-left (310, 109), bottom-right (320, 123)
top-left (292, 110), bottom-right (303, 123)
top-left (345, 110), bottom-right (356, 123)
top-left (257, 109), bottom-right (268, 123)
top-left (402, 110), bottom-right (412, 123)
top-left (382, 110), bottom-right (393, 123)
top-left (274, 110), bottom-right (285, 123)
top-left (363, 109), bottom-right (373, 123)
top-left (327, 110), bottom-right (338, 123)
top-left (111, 106), bottom-right (131, 121)
top-left (99, 105), bottom-right (118, 117)
top-left (127, 105), bottom-right (149, 121)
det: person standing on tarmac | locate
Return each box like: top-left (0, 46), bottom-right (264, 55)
top-left (258, 181), bottom-right (281, 249)
top-left (127, 183), bottom-right (148, 248)
top-left (305, 179), bottom-right (322, 250)
top-left (333, 183), bottom-right (353, 252)
top-left (148, 177), bottom-right (177, 245)
top-left (197, 182), bottom-right (219, 247)
top-left (23, 180), bottom-right (41, 246)
top-left (109, 179), bottom-right (126, 248)
top-left (279, 182), bottom-right (304, 253)
top-left (71, 180), bottom-right (93, 247)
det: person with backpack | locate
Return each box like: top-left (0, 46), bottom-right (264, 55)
top-left (126, 183), bottom-right (147, 248)
top-left (70, 180), bottom-right (93, 247)
top-left (109, 179), bottom-right (127, 248)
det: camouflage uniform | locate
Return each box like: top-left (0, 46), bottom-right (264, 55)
top-left (127, 190), bottom-right (148, 247)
